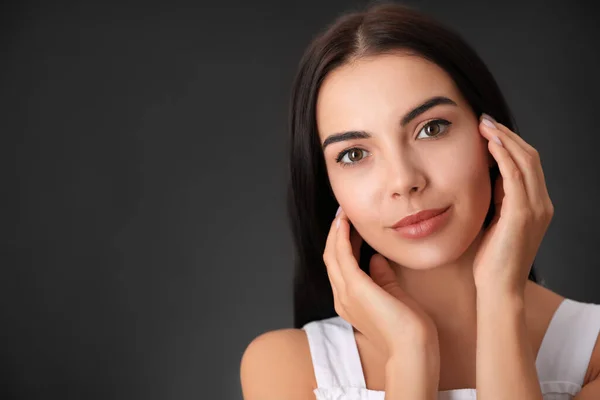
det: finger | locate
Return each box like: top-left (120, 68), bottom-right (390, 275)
top-left (323, 208), bottom-right (345, 294)
top-left (481, 121), bottom-right (529, 213)
top-left (493, 121), bottom-right (551, 203)
top-left (369, 254), bottom-right (395, 290)
top-left (335, 208), bottom-right (371, 287)
top-left (480, 116), bottom-right (537, 205)
top-left (349, 223), bottom-right (363, 266)
top-left (480, 115), bottom-right (548, 207)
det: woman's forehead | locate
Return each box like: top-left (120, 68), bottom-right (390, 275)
top-left (316, 55), bottom-right (463, 136)
top-left (318, 54), bottom-right (456, 106)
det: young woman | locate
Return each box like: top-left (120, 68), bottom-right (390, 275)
top-left (240, 2), bottom-right (600, 399)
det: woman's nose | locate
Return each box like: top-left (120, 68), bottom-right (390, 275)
top-left (384, 155), bottom-right (426, 199)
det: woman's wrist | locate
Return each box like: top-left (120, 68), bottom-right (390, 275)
top-left (385, 340), bottom-right (440, 400)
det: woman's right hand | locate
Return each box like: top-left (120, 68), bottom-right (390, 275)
top-left (323, 206), bottom-right (441, 362)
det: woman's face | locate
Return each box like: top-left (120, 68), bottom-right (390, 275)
top-left (316, 53), bottom-right (493, 270)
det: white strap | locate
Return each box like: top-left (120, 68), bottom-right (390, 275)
top-left (536, 298), bottom-right (600, 386)
top-left (303, 316), bottom-right (367, 389)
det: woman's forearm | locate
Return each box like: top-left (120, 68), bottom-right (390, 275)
top-left (476, 290), bottom-right (543, 400)
top-left (385, 340), bottom-right (440, 400)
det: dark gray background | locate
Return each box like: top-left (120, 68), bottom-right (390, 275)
top-left (3, 0), bottom-right (599, 399)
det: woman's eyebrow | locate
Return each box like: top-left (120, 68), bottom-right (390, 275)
top-left (321, 95), bottom-right (458, 150)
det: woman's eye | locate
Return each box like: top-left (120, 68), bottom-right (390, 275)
top-left (416, 119), bottom-right (451, 139)
top-left (336, 148), bottom-right (369, 167)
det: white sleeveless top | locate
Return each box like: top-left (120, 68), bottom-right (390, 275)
top-left (302, 298), bottom-right (600, 400)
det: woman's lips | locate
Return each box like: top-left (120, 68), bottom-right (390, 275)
top-left (391, 206), bottom-right (452, 239)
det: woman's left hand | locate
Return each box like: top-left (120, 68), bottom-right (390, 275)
top-left (472, 114), bottom-right (554, 297)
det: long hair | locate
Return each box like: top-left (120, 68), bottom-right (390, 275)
top-left (287, 1), bottom-right (540, 329)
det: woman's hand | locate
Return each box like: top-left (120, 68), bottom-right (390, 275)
top-left (323, 207), bottom-right (440, 361)
top-left (473, 114), bottom-right (554, 296)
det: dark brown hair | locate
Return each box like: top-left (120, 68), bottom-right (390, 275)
top-left (287, 1), bottom-right (539, 329)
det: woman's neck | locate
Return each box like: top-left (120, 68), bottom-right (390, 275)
top-left (389, 230), bottom-right (484, 334)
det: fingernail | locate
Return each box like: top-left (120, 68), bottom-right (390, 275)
top-left (492, 135), bottom-right (503, 147)
top-left (481, 113), bottom-right (496, 129)
top-left (482, 113), bottom-right (497, 123)
top-left (335, 206), bottom-right (341, 217)
top-left (336, 218), bottom-right (340, 230)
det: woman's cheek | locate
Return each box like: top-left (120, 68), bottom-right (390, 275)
top-left (448, 136), bottom-right (492, 213)
top-left (333, 175), bottom-right (380, 231)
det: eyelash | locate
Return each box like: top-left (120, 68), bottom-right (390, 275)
top-left (334, 119), bottom-right (452, 168)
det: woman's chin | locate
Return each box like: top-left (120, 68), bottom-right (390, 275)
top-left (383, 230), bottom-right (479, 271)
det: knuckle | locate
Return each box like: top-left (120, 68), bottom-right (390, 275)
top-left (533, 208), bottom-right (545, 220)
top-left (323, 251), bottom-right (335, 265)
top-left (531, 148), bottom-right (540, 161)
top-left (333, 302), bottom-right (342, 315)
top-left (524, 153), bottom-right (535, 167)
top-left (546, 202), bottom-right (555, 218)
top-left (535, 202), bottom-right (554, 221)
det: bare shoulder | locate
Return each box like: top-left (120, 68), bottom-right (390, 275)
top-left (240, 328), bottom-right (317, 400)
top-left (585, 325), bottom-right (600, 386)
top-left (580, 296), bottom-right (600, 386)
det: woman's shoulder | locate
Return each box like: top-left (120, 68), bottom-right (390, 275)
top-left (240, 328), bottom-right (316, 400)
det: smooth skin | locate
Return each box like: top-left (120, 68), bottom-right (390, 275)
top-left (240, 53), bottom-right (600, 399)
